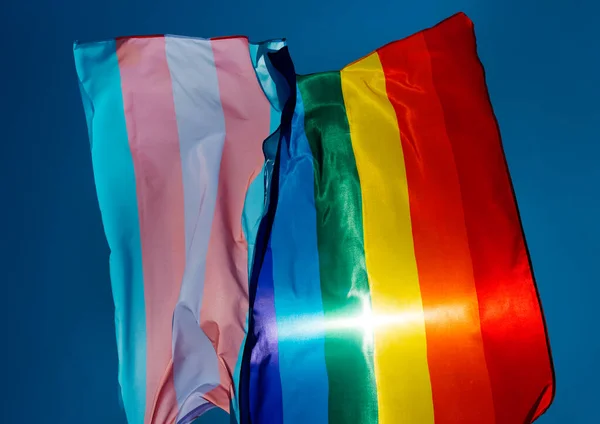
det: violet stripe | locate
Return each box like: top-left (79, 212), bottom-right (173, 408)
top-left (116, 36), bottom-right (185, 424)
top-left (250, 239), bottom-right (283, 423)
top-left (164, 35), bottom-right (225, 422)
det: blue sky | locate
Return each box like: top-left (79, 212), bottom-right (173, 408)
top-left (2, 0), bottom-right (598, 423)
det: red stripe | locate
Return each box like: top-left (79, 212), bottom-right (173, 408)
top-left (378, 23), bottom-right (495, 424)
top-left (423, 13), bottom-right (554, 422)
top-left (117, 36), bottom-right (184, 424)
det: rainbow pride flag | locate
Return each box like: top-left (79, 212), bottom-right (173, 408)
top-left (74, 36), bottom-right (290, 424)
top-left (241, 13), bottom-right (554, 424)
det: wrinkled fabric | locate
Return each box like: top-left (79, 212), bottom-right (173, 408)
top-left (74, 35), bottom-right (288, 424)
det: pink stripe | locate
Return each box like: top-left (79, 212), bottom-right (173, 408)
top-left (200, 37), bottom-right (272, 410)
top-left (117, 37), bottom-right (184, 424)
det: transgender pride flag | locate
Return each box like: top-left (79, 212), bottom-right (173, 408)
top-left (74, 35), bottom-right (289, 424)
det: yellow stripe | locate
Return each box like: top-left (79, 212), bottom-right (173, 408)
top-left (340, 52), bottom-right (435, 424)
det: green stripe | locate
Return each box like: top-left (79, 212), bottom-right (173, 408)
top-left (298, 73), bottom-right (378, 424)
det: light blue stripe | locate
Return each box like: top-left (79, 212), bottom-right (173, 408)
top-left (268, 109), bottom-right (282, 155)
top-left (74, 40), bottom-right (146, 424)
top-left (242, 168), bottom-right (266, 278)
top-left (271, 88), bottom-right (329, 423)
top-left (248, 43), bottom-right (259, 68)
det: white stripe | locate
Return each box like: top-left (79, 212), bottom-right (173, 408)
top-left (165, 35), bottom-right (225, 420)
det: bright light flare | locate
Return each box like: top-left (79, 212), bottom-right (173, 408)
top-left (277, 298), bottom-right (468, 343)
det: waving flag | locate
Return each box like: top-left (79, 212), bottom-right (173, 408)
top-left (242, 12), bottom-right (554, 424)
top-left (74, 35), bottom-right (289, 424)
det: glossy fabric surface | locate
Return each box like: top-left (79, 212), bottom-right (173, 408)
top-left (243, 12), bottom-right (554, 424)
top-left (300, 72), bottom-right (379, 424)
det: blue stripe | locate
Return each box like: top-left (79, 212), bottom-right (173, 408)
top-left (271, 88), bottom-right (329, 423)
top-left (74, 40), bottom-right (147, 424)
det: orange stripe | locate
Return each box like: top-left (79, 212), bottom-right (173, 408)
top-left (377, 29), bottom-right (496, 423)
